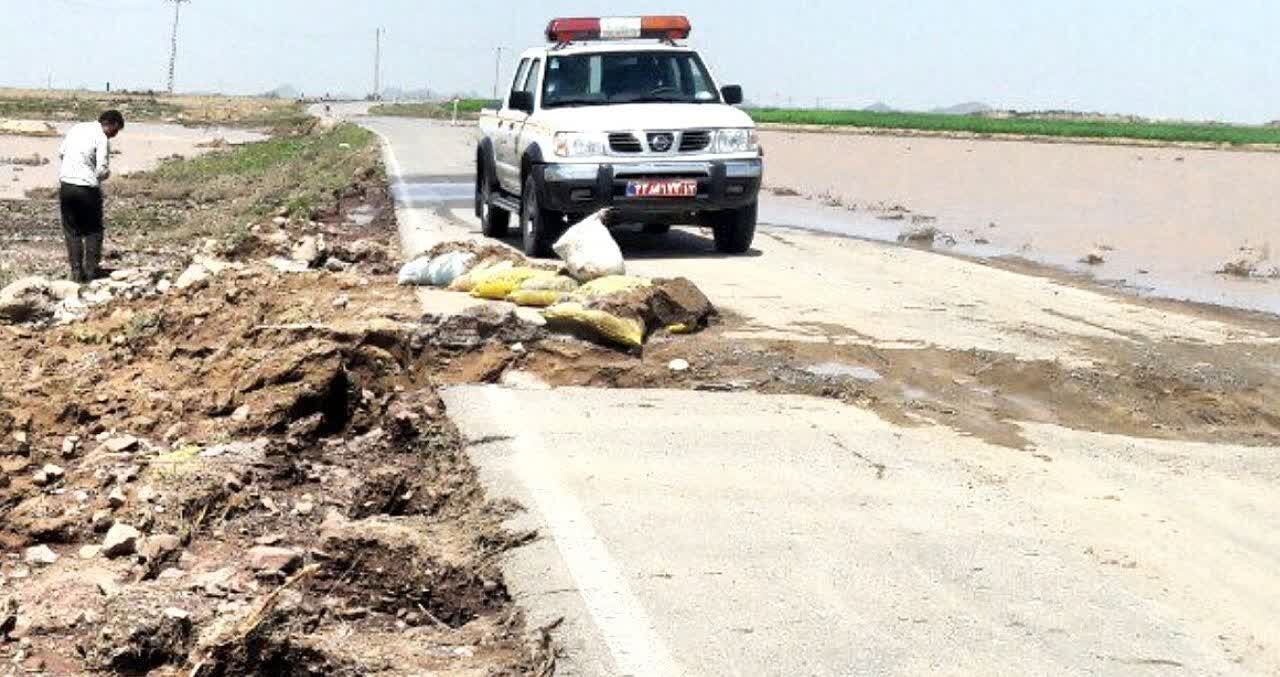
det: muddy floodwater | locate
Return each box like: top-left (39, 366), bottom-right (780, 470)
top-left (760, 129), bottom-right (1280, 315)
top-left (0, 122), bottom-right (266, 200)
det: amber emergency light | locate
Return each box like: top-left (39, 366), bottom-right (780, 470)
top-left (545, 16), bottom-right (692, 43)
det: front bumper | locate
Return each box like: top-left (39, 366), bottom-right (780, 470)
top-left (535, 159), bottom-right (762, 214)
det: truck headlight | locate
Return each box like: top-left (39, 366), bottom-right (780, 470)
top-left (554, 132), bottom-right (607, 158)
top-left (714, 128), bottom-right (759, 153)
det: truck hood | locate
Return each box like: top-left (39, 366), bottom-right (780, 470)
top-left (536, 103), bottom-right (754, 132)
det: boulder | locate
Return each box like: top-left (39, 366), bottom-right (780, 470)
top-left (102, 523), bottom-right (141, 558)
top-left (174, 264), bottom-right (210, 291)
top-left (48, 280), bottom-right (82, 301)
top-left (33, 463), bottom-right (64, 486)
top-left (23, 545), bottom-right (59, 566)
top-left (0, 276), bottom-right (56, 324)
top-left (140, 534), bottom-right (181, 561)
top-left (104, 435), bottom-right (139, 453)
top-left (246, 545), bottom-right (302, 574)
top-left (648, 277), bottom-right (715, 328)
top-left (290, 235), bottom-right (328, 267)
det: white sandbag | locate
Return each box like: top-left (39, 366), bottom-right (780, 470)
top-left (427, 251), bottom-right (475, 287)
top-left (397, 256), bottom-right (434, 286)
top-left (552, 210), bottom-right (625, 282)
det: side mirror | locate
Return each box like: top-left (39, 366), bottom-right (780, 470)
top-left (509, 91), bottom-right (535, 114)
top-left (721, 85), bottom-right (744, 105)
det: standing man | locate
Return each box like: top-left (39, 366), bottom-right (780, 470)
top-left (58, 110), bottom-right (125, 283)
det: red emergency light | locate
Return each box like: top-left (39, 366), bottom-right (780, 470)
top-left (545, 16), bottom-right (692, 43)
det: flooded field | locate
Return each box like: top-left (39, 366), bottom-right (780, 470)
top-left (759, 129), bottom-right (1280, 315)
top-left (0, 123), bottom-right (266, 200)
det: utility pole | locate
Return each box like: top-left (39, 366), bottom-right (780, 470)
top-left (493, 47), bottom-right (503, 100)
top-left (165, 0), bottom-right (191, 94)
top-left (373, 27), bottom-right (383, 100)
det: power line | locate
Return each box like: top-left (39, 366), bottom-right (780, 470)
top-left (165, 0), bottom-right (192, 94)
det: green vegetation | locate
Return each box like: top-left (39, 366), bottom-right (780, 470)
top-left (369, 99), bottom-right (495, 120)
top-left (106, 123), bottom-right (381, 245)
top-left (0, 94), bottom-right (182, 122)
top-left (0, 88), bottom-right (310, 133)
top-left (747, 108), bottom-right (1280, 146)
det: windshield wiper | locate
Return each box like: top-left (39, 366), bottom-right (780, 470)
top-left (611, 95), bottom-right (696, 104)
top-left (544, 98), bottom-right (611, 108)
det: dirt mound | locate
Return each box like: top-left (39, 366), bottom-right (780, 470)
top-left (0, 258), bottom-right (551, 674)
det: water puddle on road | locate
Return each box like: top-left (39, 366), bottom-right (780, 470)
top-left (802, 362), bottom-right (883, 382)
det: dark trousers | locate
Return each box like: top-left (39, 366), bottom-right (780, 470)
top-left (59, 182), bottom-right (104, 283)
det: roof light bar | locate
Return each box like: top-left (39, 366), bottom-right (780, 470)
top-left (545, 15), bottom-right (692, 43)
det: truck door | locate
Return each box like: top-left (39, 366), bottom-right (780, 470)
top-left (510, 58), bottom-right (542, 191)
top-left (495, 58), bottom-right (532, 193)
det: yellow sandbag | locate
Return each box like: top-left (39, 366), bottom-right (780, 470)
top-left (506, 289), bottom-right (565, 307)
top-left (543, 302), bottom-right (645, 349)
top-left (448, 260), bottom-right (513, 292)
top-left (470, 267), bottom-right (553, 300)
top-left (519, 274), bottom-right (579, 292)
top-left (576, 275), bottom-right (652, 298)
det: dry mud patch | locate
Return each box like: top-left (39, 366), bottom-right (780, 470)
top-left (469, 312), bottom-right (1280, 451)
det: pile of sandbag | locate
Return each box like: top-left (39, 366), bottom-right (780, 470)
top-left (396, 211), bottom-right (713, 349)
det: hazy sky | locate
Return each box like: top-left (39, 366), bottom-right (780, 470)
top-left (3, 0), bottom-right (1278, 122)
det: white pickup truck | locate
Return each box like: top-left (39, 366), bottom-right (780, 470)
top-left (476, 16), bottom-right (763, 256)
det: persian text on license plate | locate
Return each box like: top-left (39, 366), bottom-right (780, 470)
top-left (626, 179), bottom-right (698, 198)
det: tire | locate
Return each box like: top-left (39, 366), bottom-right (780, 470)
top-left (476, 156), bottom-right (509, 237)
top-left (520, 175), bottom-right (563, 257)
top-left (642, 223), bottom-right (671, 235)
top-left (711, 201), bottom-right (757, 254)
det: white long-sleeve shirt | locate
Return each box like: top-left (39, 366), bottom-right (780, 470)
top-left (59, 122), bottom-right (111, 188)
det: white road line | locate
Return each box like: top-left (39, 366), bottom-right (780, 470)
top-left (367, 124), bottom-right (434, 257)
top-left (482, 386), bottom-right (684, 677)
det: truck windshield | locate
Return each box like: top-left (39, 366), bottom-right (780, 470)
top-left (542, 51), bottom-right (720, 108)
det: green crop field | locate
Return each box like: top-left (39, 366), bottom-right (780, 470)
top-left (747, 108), bottom-right (1280, 146)
top-left (369, 99), bottom-right (495, 119)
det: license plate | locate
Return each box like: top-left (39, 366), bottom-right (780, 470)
top-left (626, 179), bottom-right (698, 198)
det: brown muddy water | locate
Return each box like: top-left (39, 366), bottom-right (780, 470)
top-left (759, 129), bottom-right (1280, 315)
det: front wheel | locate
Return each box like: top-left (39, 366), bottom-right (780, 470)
top-left (477, 159), bottom-right (510, 237)
top-left (521, 176), bottom-right (563, 257)
top-left (710, 201), bottom-right (757, 254)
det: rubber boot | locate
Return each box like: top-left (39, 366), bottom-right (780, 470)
top-left (63, 229), bottom-right (86, 283)
top-left (83, 231), bottom-right (104, 281)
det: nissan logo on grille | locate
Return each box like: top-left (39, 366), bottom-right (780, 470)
top-left (647, 132), bottom-right (675, 152)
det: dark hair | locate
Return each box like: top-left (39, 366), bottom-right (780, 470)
top-left (98, 110), bottom-right (125, 128)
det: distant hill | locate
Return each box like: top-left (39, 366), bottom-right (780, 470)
top-left (863, 101), bottom-right (896, 113)
top-left (262, 84), bottom-right (300, 99)
top-left (930, 101), bottom-right (993, 115)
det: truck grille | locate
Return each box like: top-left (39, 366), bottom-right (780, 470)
top-left (679, 130), bottom-right (711, 152)
top-left (608, 130), bottom-right (714, 155)
top-left (608, 133), bottom-right (643, 153)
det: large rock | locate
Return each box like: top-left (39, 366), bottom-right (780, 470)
top-left (104, 435), bottom-right (139, 453)
top-left (174, 264), bottom-right (211, 291)
top-left (246, 545), bottom-right (302, 574)
top-left (290, 235), bottom-right (328, 268)
top-left (0, 276), bottom-right (56, 324)
top-left (102, 523), bottom-right (141, 558)
top-left (139, 534), bottom-right (181, 561)
top-left (83, 589), bottom-right (194, 673)
top-left (648, 277), bottom-right (715, 328)
top-left (23, 545), bottom-right (59, 566)
top-left (32, 463), bottom-right (64, 486)
top-left (48, 280), bottom-right (82, 301)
